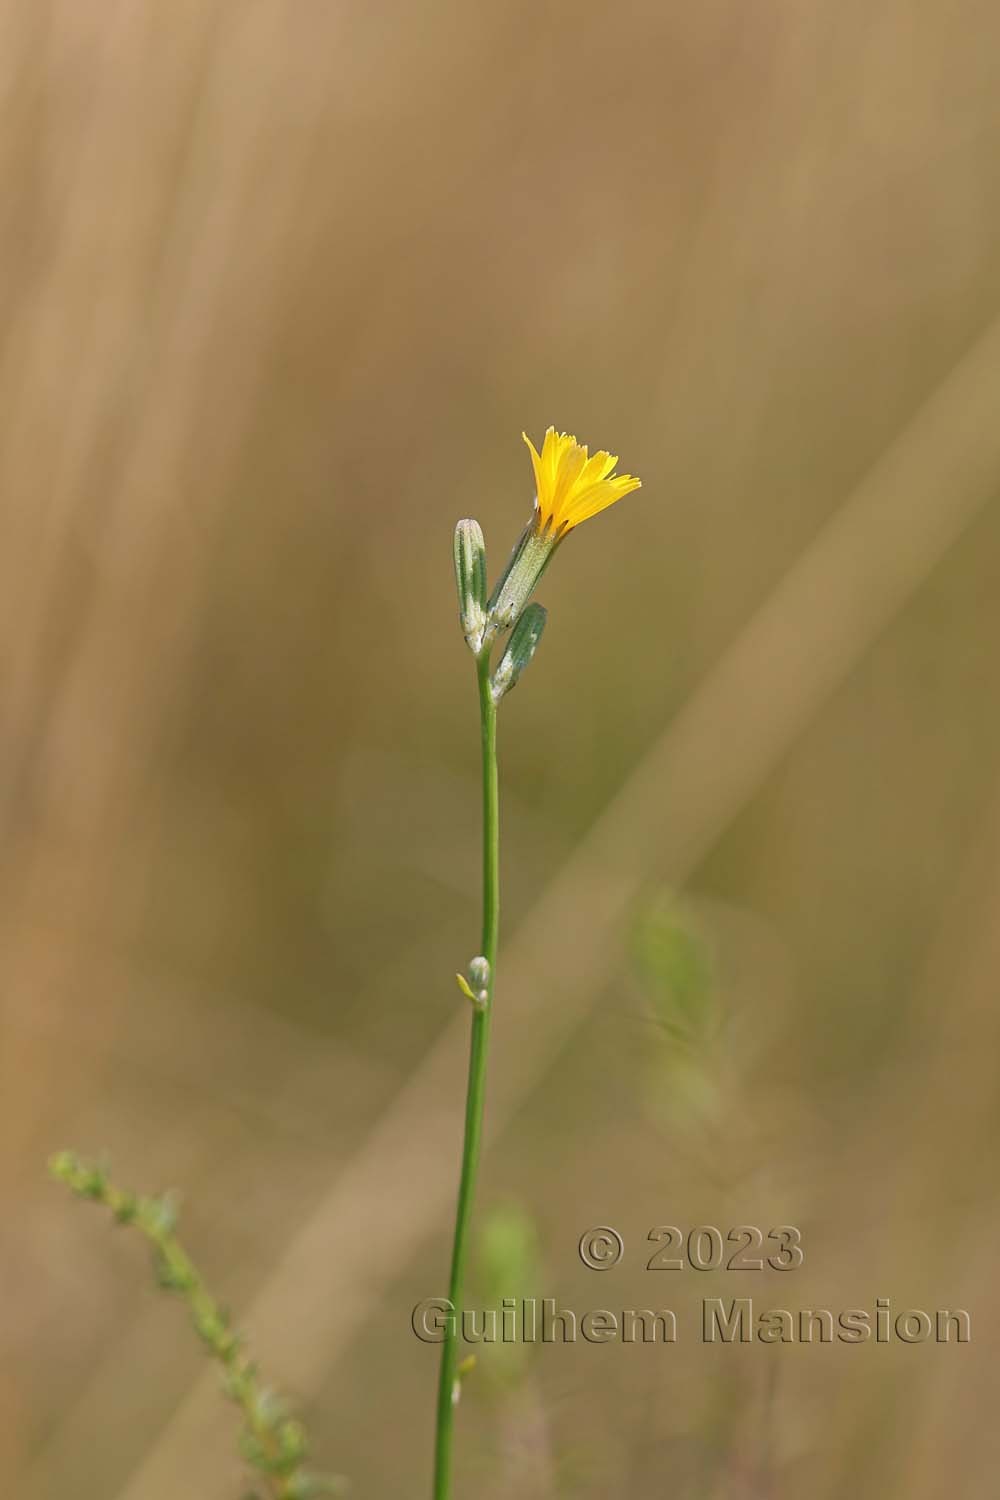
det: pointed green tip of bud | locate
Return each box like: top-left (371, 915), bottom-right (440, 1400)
top-left (453, 519), bottom-right (488, 654)
top-left (491, 603), bottom-right (547, 703)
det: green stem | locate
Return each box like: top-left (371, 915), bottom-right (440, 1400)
top-left (433, 651), bottom-right (499, 1499)
top-left (48, 1151), bottom-right (344, 1497)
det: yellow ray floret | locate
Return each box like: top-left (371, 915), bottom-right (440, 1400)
top-left (523, 427), bottom-right (641, 538)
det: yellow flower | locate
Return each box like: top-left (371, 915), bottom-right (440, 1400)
top-left (485, 426), bottom-right (643, 640)
top-left (523, 427), bottom-right (641, 539)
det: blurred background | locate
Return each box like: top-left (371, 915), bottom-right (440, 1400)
top-left (5, 2), bottom-right (1000, 1495)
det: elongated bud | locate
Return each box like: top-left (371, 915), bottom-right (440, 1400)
top-left (491, 603), bottom-right (546, 703)
top-left (485, 519), bottom-right (557, 641)
top-left (453, 519), bottom-right (488, 654)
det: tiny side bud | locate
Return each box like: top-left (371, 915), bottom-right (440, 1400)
top-left (453, 519), bottom-right (488, 654)
top-left (491, 603), bottom-right (547, 703)
top-left (467, 956), bottom-right (490, 992)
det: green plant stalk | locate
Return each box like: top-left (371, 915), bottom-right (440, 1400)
top-left (48, 1150), bottom-right (343, 1499)
top-left (433, 650), bottom-right (500, 1499)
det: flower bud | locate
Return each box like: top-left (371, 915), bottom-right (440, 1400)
top-left (470, 954), bottom-right (491, 1002)
top-left (491, 603), bottom-right (547, 703)
top-left (453, 519), bottom-right (488, 653)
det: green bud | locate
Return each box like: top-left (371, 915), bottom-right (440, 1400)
top-left (465, 955), bottom-right (490, 1009)
top-left (155, 1250), bottom-right (196, 1293)
top-left (467, 956), bottom-right (490, 994)
top-left (491, 603), bottom-right (546, 703)
top-left (486, 521), bottom-right (557, 639)
top-left (453, 519), bottom-right (488, 654)
top-left (113, 1190), bottom-right (138, 1224)
top-left (48, 1149), bottom-right (80, 1185)
top-left (80, 1164), bottom-right (109, 1200)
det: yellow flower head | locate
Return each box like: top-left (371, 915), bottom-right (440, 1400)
top-left (523, 427), bottom-right (641, 539)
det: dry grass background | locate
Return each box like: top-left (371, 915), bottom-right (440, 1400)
top-left (4, 2), bottom-right (1000, 1496)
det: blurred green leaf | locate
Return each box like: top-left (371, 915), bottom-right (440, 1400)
top-left (478, 1200), bottom-right (540, 1305)
top-left (632, 893), bottom-right (717, 1049)
top-left (475, 1201), bottom-right (542, 1392)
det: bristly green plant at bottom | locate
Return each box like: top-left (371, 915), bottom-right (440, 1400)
top-left (48, 1150), bottom-right (346, 1500)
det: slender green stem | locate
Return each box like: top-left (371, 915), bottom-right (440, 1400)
top-left (48, 1151), bottom-right (345, 1497)
top-left (433, 651), bottom-right (499, 1499)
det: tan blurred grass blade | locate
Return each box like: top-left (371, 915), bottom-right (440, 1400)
top-left (858, 766), bottom-right (1000, 1495)
top-left (796, 749), bottom-right (1000, 1495)
top-left (100, 314), bottom-right (1000, 1499)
